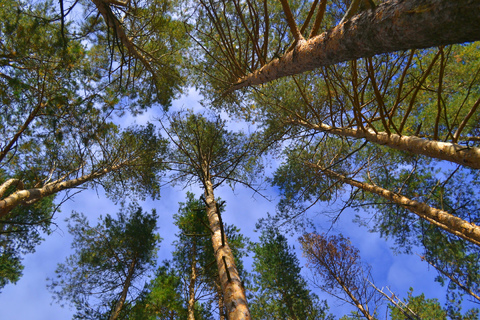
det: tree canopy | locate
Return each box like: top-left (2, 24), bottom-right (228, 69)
top-left (1, 0), bottom-right (480, 318)
top-left (48, 204), bottom-right (160, 319)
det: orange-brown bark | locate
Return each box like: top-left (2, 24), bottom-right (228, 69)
top-left (231, 0), bottom-right (480, 91)
top-left (292, 119), bottom-right (480, 169)
top-left (204, 180), bottom-right (250, 320)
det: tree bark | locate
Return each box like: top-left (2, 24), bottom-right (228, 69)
top-left (109, 258), bottom-right (136, 320)
top-left (0, 179), bottom-right (23, 198)
top-left (218, 290), bottom-right (226, 320)
top-left (204, 179), bottom-right (250, 320)
top-left (0, 162), bottom-right (127, 216)
top-left (187, 238), bottom-right (197, 320)
top-left (292, 119), bottom-right (480, 169)
top-left (230, 0), bottom-right (480, 91)
top-left (313, 164), bottom-right (480, 246)
top-left (0, 102), bottom-right (44, 163)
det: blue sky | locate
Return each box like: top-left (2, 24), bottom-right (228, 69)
top-left (0, 89), bottom-right (475, 319)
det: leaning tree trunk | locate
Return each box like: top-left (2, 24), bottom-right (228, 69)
top-left (230, 0), bottom-right (480, 91)
top-left (314, 164), bottom-right (480, 246)
top-left (204, 179), bottom-right (250, 320)
top-left (0, 161), bottom-right (128, 216)
top-left (334, 274), bottom-right (375, 320)
top-left (293, 119), bottom-right (480, 169)
top-left (109, 258), bottom-right (136, 320)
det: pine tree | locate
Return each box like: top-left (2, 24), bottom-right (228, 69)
top-left (48, 204), bottom-right (160, 320)
top-left (250, 227), bottom-right (332, 320)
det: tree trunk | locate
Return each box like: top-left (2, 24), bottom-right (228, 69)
top-left (314, 164), bottom-right (480, 246)
top-left (204, 179), bottom-right (250, 320)
top-left (421, 257), bottom-right (480, 303)
top-left (187, 238), bottom-right (197, 320)
top-left (335, 275), bottom-right (375, 320)
top-left (109, 259), bottom-right (136, 320)
top-left (218, 288), bottom-right (226, 320)
top-left (230, 0), bottom-right (480, 90)
top-left (0, 162), bottom-right (127, 216)
top-left (90, 0), bottom-right (158, 84)
top-left (293, 119), bottom-right (480, 169)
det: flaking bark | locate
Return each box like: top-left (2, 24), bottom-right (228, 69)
top-left (231, 0), bottom-right (480, 91)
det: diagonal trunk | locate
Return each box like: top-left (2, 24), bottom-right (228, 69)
top-left (421, 257), bottom-right (480, 303)
top-left (109, 258), bottom-right (137, 320)
top-left (204, 179), bottom-right (250, 320)
top-left (0, 162), bottom-right (129, 217)
top-left (336, 277), bottom-right (375, 320)
top-left (230, 0), bottom-right (480, 91)
top-left (313, 164), bottom-right (480, 246)
top-left (292, 119), bottom-right (480, 169)
top-left (0, 102), bottom-right (44, 164)
top-left (187, 238), bottom-right (197, 320)
top-left (90, 0), bottom-right (160, 86)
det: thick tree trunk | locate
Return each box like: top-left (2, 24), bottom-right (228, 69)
top-left (293, 120), bottom-right (480, 169)
top-left (187, 239), bottom-right (197, 320)
top-left (109, 259), bottom-right (136, 320)
top-left (0, 162), bottom-right (126, 216)
top-left (315, 164), bottom-right (480, 246)
top-left (0, 179), bottom-right (23, 198)
top-left (231, 0), bottom-right (480, 90)
top-left (204, 180), bottom-right (250, 320)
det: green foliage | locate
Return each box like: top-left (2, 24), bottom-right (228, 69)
top-left (100, 123), bottom-right (170, 202)
top-left (388, 288), bottom-right (479, 320)
top-left (167, 111), bottom-right (263, 190)
top-left (0, 193), bottom-right (54, 290)
top-left (129, 262), bottom-right (188, 320)
top-left (187, 0), bottom-right (345, 111)
top-left (128, 193), bottom-right (247, 319)
top-left (269, 134), bottom-right (358, 232)
top-left (250, 227), bottom-right (332, 320)
top-left (174, 192), bottom-right (249, 280)
top-left (48, 204), bottom-right (160, 319)
top-left (350, 147), bottom-right (480, 308)
top-left (389, 288), bottom-right (446, 319)
top-left (81, 0), bottom-right (188, 110)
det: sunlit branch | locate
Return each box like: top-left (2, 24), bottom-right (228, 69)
top-left (229, 0), bottom-right (480, 91)
top-left (311, 163), bottom-right (480, 247)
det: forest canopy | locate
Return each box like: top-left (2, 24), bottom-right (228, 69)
top-left (1, 0), bottom-right (480, 319)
